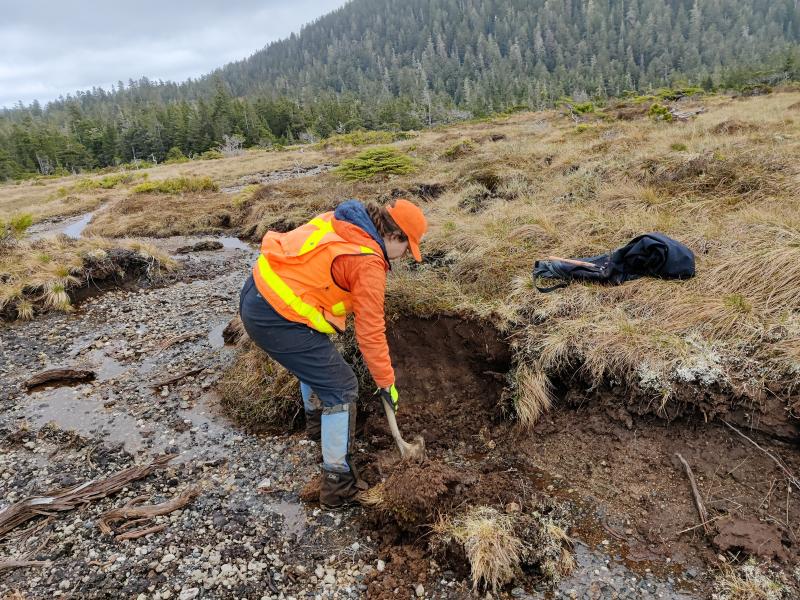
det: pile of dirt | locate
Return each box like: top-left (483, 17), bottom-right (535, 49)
top-left (370, 460), bottom-right (468, 531)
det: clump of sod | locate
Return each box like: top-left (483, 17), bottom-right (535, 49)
top-left (433, 506), bottom-right (575, 592)
top-left (0, 236), bottom-right (176, 320)
top-left (435, 506), bottom-right (523, 592)
top-left (334, 147), bottom-right (415, 181)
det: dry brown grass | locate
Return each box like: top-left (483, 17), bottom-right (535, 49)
top-left (85, 191), bottom-right (239, 238)
top-left (712, 559), bottom-right (791, 600)
top-left (434, 506), bottom-right (523, 592)
top-left (0, 236), bottom-right (176, 320)
top-left (3, 92), bottom-right (799, 425)
top-left (217, 337), bottom-right (302, 431)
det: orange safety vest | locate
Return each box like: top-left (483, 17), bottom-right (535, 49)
top-left (252, 212), bottom-right (378, 334)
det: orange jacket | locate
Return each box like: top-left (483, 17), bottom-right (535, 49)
top-left (253, 214), bottom-right (395, 388)
top-left (331, 227), bottom-right (395, 388)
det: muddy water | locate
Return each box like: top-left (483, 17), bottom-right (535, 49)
top-left (27, 211), bottom-right (95, 239)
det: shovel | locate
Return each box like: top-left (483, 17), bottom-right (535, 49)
top-left (381, 397), bottom-right (426, 461)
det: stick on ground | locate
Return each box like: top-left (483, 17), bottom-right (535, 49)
top-left (675, 452), bottom-right (711, 536)
top-left (98, 487), bottom-right (200, 535)
top-left (0, 559), bottom-right (50, 571)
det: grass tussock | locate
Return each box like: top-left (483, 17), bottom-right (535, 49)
top-left (132, 176), bottom-right (217, 194)
top-left (512, 365), bottom-right (554, 428)
top-left (712, 559), bottom-right (792, 600)
top-left (86, 190), bottom-right (236, 238)
top-left (334, 147), bottom-right (416, 181)
top-left (433, 506), bottom-right (575, 592)
top-left (0, 236), bottom-right (177, 320)
top-left (217, 338), bottom-right (301, 432)
top-left (435, 506), bottom-right (523, 592)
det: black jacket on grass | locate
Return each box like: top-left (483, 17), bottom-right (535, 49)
top-left (533, 232), bottom-right (696, 292)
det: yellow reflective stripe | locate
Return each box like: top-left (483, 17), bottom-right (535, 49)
top-left (298, 217), bottom-right (335, 256)
top-left (331, 301), bottom-right (346, 316)
top-left (256, 255), bottom-right (335, 334)
top-left (359, 246), bottom-right (375, 254)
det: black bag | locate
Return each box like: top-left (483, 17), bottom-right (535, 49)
top-left (533, 232), bottom-right (695, 292)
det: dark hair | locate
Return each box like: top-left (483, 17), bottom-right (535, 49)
top-left (365, 201), bottom-right (407, 241)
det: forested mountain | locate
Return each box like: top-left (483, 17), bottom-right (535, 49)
top-left (2, 0), bottom-right (799, 179)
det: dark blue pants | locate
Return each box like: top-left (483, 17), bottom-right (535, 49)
top-left (239, 275), bottom-right (357, 472)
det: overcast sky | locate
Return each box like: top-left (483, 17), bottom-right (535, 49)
top-left (0, 0), bottom-right (350, 108)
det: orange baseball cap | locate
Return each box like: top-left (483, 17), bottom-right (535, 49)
top-left (386, 199), bottom-right (427, 262)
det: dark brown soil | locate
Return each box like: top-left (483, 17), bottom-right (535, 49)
top-left (371, 460), bottom-right (467, 531)
top-left (523, 405), bottom-right (800, 570)
top-left (343, 314), bottom-right (800, 597)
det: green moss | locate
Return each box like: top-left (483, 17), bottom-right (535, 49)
top-left (671, 143), bottom-right (688, 152)
top-left (318, 130), bottom-right (413, 149)
top-left (132, 176), bottom-right (218, 194)
top-left (334, 147), bottom-right (416, 181)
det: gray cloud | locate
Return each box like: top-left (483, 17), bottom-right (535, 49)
top-left (0, 0), bottom-right (350, 108)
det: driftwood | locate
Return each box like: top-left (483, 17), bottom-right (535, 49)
top-left (24, 368), bottom-right (95, 390)
top-left (0, 559), bottom-right (50, 570)
top-left (0, 454), bottom-right (176, 539)
top-left (158, 332), bottom-right (203, 352)
top-left (151, 368), bottom-right (203, 389)
top-left (115, 524), bottom-right (168, 541)
top-left (723, 420), bottom-right (800, 492)
top-left (98, 487), bottom-right (200, 535)
top-left (675, 452), bottom-right (711, 536)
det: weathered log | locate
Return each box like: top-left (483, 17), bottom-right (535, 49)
top-left (24, 368), bottom-right (95, 390)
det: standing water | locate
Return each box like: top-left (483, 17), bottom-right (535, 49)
top-left (62, 212), bottom-right (94, 238)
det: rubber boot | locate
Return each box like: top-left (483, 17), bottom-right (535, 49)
top-left (319, 401), bottom-right (366, 508)
top-left (319, 468), bottom-right (363, 509)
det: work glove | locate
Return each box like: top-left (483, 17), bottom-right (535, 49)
top-left (380, 384), bottom-right (399, 413)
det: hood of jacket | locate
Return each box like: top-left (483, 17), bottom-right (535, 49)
top-left (333, 200), bottom-right (391, 267)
